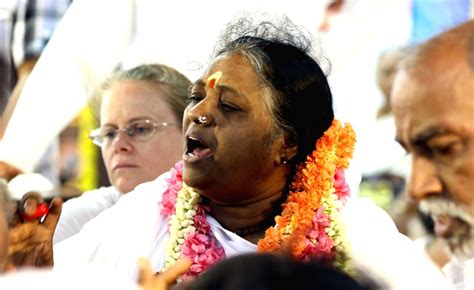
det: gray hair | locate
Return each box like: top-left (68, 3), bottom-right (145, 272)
top-left (213, 16), bottom-right (313, 139)
top-left (90, 64), bottom-right (191, 128)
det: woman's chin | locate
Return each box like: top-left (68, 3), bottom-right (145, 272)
top-left (182, 168), bottom-right (213, 192)
top-left (113, 180), bottom-right (136, 194)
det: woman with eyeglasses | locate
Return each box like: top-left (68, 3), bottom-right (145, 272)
top-left (52, 64), bottom-right (190, 244)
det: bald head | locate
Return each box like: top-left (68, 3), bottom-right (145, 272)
top-left (401, 20), bottom-right (474, 77)
top-left (392, 20), bottom-right (474, 109)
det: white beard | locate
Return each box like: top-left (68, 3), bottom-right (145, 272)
top-left (420, 197), bottom-right (474, 260)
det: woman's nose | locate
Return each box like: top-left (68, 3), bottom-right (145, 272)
top-left (186, 99), bottom-right (214, 127)
top-left (408, 156), bottom-right (443, 201)
top-left (110, 131), bottom-right (133, 152)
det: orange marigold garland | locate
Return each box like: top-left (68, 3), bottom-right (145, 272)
top-left (258, 119), bottom-right (356, 271)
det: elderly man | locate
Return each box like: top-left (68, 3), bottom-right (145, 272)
top-left (392, 20), bottom-right (474, 290)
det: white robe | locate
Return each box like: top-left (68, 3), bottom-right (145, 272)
top-left (442, 257), bottom-right (474, 290)
top-left (53, 186), bottom-right (122, 244)
top-left (0, 266), bottom-right (139, 290)
top-left (54, 171), bottom-right (454, 289)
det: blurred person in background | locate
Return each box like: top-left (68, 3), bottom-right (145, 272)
top-left (358, 47), bottom-right (410, 211)
top-left (392, 20), bottom-right (474, 290)
top-left (0, 0), bottom-right (71, 188)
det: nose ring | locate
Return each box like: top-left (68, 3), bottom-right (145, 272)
top-left (197, 116), bottom-right (208, 125)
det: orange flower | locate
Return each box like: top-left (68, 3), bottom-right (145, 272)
top-left (258, 119), bottom-right (356, 267)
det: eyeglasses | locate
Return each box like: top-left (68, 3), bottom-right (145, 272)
top-left (89, 119), bottom-right (175, 147)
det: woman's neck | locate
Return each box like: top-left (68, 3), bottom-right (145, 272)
top-left (207, 189), bottom-right (286, 242)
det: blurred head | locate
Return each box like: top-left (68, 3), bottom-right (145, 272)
top-left (182, 17), bottom-right (334, 203)
top-left (0, 178), bottom-right (13, 272)
top-left (376, 47), bottom-right (407, 99)
top-left (182, 253), bottom-right (377, 290)
top-left (375, 47), bottom-right (408, 118)
top-left (91, 64), bottom-right (191, 193)
top-left (392, 20), bottom-right (474, 259)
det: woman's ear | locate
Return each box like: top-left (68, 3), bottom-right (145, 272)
top-left (279, 144), bottom-right (298, 165)
top-left (274, 134), bottom-right (298, 165)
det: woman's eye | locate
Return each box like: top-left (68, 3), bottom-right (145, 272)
top-left (219, 96), bottom-right (241, 112)
top-left (135, 126), bottom-right (150, 134)
top-left (131, 124), bottom-right (153, 136)
top-left (221, 102), bottom-right (240, 112)
top-left (187, 93), bottom-right (204, 104)
top-left (103, 129), bottom-right (117, 140)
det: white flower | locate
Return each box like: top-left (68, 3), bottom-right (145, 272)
top-left (162, 183), bottom-right (201, 273)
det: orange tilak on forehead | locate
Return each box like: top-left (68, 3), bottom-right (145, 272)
top-left (206, 71), bottom-right (223, 90)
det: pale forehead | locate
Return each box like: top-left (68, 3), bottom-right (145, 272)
top-left (100, 80), bottom-right (173, 124)
top-left (102, 80), bottom-right (165, 105)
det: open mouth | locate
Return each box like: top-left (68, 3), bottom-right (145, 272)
top-left (432, 214), bottom-right (456, 238)
top-left (432, 214), bottom-right (471, 237)
top-left (185, 136), bottom-right (212, 160)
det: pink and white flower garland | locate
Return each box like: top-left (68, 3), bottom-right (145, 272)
top-left (160, 161), bottom-right (225, 279)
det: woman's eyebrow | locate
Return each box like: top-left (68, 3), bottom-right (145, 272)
top-left (193, 78), bottom-right (247, 99)
top-left (215, 84), bottom-right (245, 98)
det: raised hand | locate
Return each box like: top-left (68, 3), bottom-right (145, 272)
top-left (137, 257), bottom-right (192, 290)
top-left (7, 198), bottom-right (62, 268)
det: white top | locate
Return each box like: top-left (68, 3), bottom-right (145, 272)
top-left (341, 198), bottom-right (453, 290)
top-left (0, 266), bottom-right (139, 290)
top-left (54, 171), bottom-right (454, 289)
top-left (442, 257), bottom-right (474, 290)
top-left (53, 186), bottom-right (122, 244)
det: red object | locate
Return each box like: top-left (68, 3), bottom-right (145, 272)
top-left (23, 203), bottom-right (49, 221)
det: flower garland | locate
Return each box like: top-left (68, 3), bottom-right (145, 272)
top-left (258, 119), bottom-right (355, 271)
top-left (160, 119), bottom-right (356, 278)
top-left (161, 162), bottom-right (225, 279)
